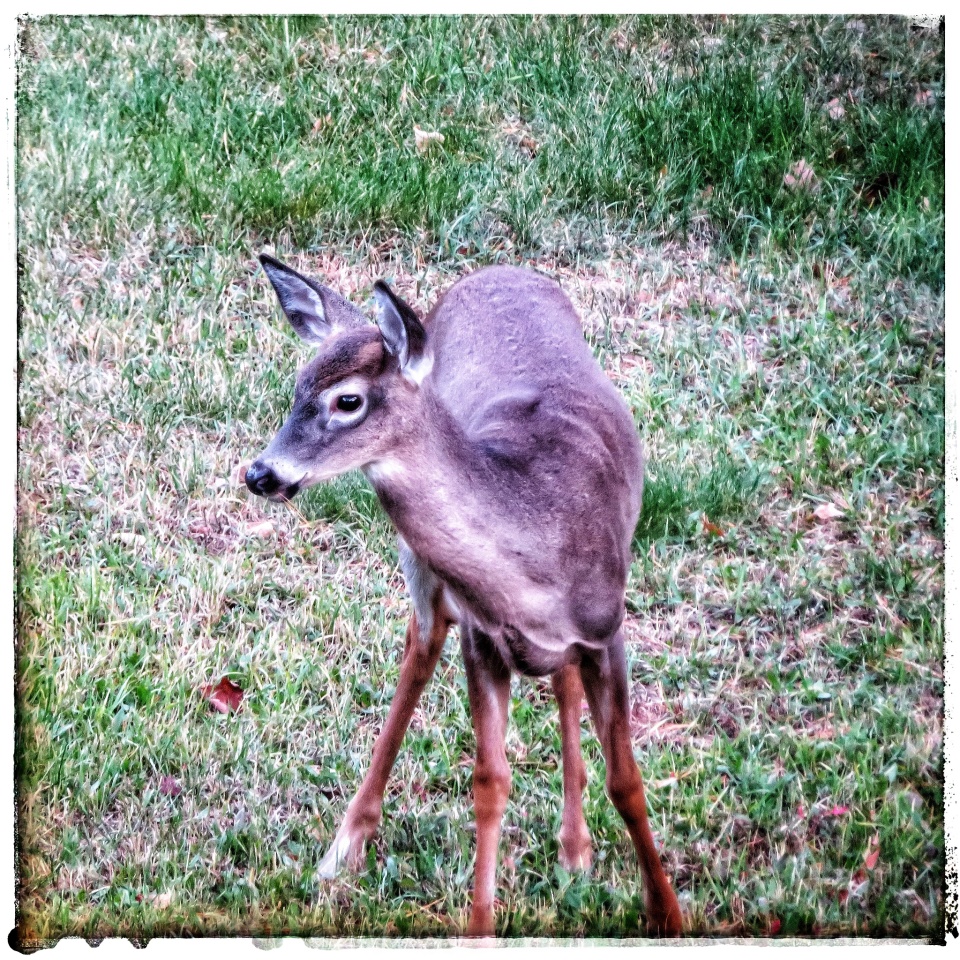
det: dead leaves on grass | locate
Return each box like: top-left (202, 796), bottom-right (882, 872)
top-left (837, 833), bottom-right (882, 906)
top-left (811, 501), bottom-right (846, 523)
top-left (783, 158), bottom-right (819, 194)
top-left (200, 676), bottom-right (244, 714)
top-left (159, 775), bottom-right (182, 797)
top-left (824, 98), bottom-right (846, 120)
top-left (413, 125), bottom-right (445, 154)
top-left (501, 117), bottom-right (540, 160)
top-left (701, 514), bottom-right (725, 538)
top-left (244, 519), bottom-right (276, 538)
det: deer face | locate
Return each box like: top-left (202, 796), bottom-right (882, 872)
top-left (245, 255), bottom-right (428, 501)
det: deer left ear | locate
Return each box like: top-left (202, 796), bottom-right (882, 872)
top-left (372, 281), bottom-right (432, 384)
top-left (260, 253), bottom-right (367, 344)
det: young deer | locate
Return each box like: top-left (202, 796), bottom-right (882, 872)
top-left (245, 253), bottom-right (682, 937)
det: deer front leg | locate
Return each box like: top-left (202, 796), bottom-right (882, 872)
top-left (461, 627), bottom-right (512, 938)
top-left (579, 633), bottom-right (682, 937)
top-left (552, 663), bottom-right (592, 872)
top-left (318, 604), bottom-right (450, 878)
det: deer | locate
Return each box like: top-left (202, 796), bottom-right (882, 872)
top-left (244, 253), bottom-right (683, 938)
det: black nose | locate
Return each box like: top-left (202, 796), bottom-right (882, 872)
top-left (245, 461), bottom-right (279, 497)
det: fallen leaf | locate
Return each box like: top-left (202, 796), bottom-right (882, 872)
top-left (768, 917), bottom-right (782, 935)
top-left (863, 833), bottom-right (881, 871)
top-left (827, 804), bottom-right (849, 817)
top-left (234, 461), bottom-right (249, 486)
top-left (702, 515), bottom-right (724, 538)
top-left (159, 776), bottom-right (182, 797)
top-left (812, 502), bottom-right (845, 522)
top-left (653, 776), bottom-right (678, 789)
top-left (824, 98), bottom-right (845, 120)
top-left (784, 158), bottom-right (818, 193)
top-left (848, 869), bottom-right (870, 900)
top-left (413, 125), bottom-right (445, 154)
top-left (914, 89), bottom-right (934, 108)
top-left (311, 113), bottom-right (333, 133)
top-left (518, 134), bottom-right (539, 158)
top-left (145, 891), bottom-right (173, 909)
top-left (201, 676), bottom-right (244, 714)
top-left (245, 519), bottom-right (275, 538)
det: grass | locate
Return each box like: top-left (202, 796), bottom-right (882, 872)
top-left (15, 14), bottom-right (944, 945)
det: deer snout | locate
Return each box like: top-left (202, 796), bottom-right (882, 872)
top-left (245, 461), bottom-right (280, 497)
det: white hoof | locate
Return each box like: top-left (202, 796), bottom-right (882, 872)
top-left (317, 828), bottom-right (355, 879)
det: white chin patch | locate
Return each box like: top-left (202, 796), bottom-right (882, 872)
top-left (364, 460), bottom-right (406, 484)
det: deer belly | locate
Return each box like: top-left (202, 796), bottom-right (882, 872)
top-left (451, 581), bottom-right (575, 676)
top-left (491, 626), bottom-right (573, 676)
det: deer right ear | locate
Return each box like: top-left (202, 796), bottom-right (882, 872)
top-left (373, 281), bottom-right (431, 384)
top-left (259, 253), bottom-right (366, 344)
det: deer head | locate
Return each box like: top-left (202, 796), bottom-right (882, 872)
top-left (245, 254), bottom-right (430, 501)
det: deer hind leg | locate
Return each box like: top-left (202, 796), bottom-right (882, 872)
top-left (579, 632), bottom-right (682, 937)
top-left (461, 626), bottom-right (512, 938)
top-left (318, 596), bottom-right (450, 878)
top-left (551, 663), bottom-right (592, 871)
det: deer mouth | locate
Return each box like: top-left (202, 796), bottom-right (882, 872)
top-left (267, 480), bottom-right (301, 503)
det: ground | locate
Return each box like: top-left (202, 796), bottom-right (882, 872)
top-left (16, 14), bottom-right (944, 943)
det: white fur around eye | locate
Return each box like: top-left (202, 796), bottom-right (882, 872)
top-left (323, 377), bottom-right (369, 428)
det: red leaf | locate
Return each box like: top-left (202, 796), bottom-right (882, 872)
top-left (768, 917), bottom-right (782, 935)
top-left (702, 515), bottom-right (724, 538)
top-left (201, 676), bottom-right (244, 714)
top-left (863, 833), bottom-right (881, 871)
top-left (159, 776), bottom-right (182, 797)
top-left (827, 804), bottom-right (849, 817)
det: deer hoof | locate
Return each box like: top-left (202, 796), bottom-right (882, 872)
top-left (317, 828), bottom-right (361, 879)
top-left (558, 831), bottom-right (593, 873)
top-left (464, 911), bottom-right (496, 939)
top-left (645, 893), bottom-right (683, 938)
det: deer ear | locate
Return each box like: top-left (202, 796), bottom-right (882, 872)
top-left (259, 253), bottom-right (366, 344)
top-left (373, 281), bottom-right (432, 384)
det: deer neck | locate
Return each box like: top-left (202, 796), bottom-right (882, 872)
top-left (362, 390), bottom-right (499, 586)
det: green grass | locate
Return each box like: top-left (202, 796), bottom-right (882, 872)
top-left (16, 14), bottom-right (944, 945)
top-left (18, 15), bottom-right (944, 283)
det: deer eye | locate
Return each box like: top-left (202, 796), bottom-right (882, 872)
top-left (336, 394), bottom-right (363, 413)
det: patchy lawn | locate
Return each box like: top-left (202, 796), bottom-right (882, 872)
top-left (16, 14), bottom-right (944, 945)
